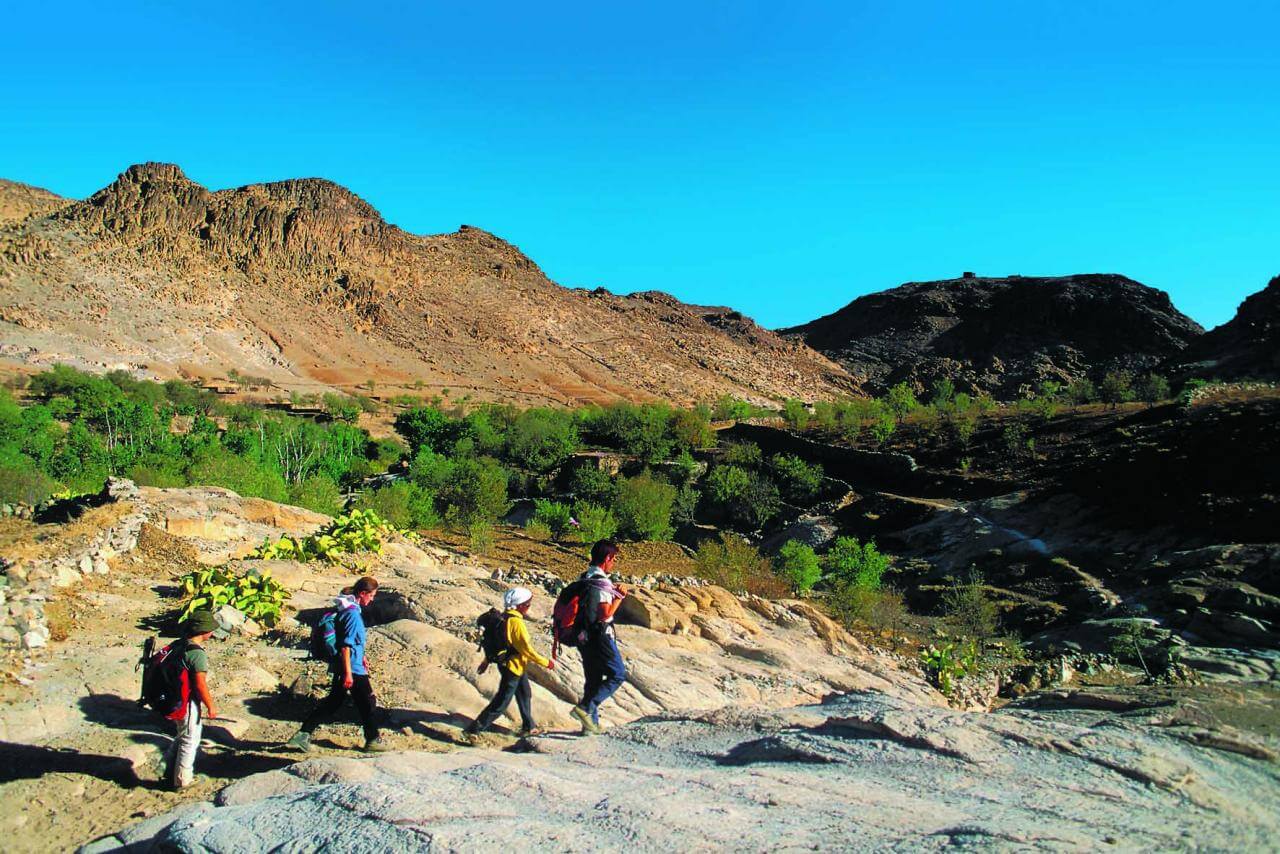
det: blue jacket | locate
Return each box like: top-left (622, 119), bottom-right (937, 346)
top-left (332, 594), bottom-right (368, 676)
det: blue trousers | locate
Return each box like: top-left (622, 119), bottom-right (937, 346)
top-left (580, 625), bottom-right (627, 724)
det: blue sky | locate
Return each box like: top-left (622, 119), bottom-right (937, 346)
top-left (3, 1), bottom-right (1277, 329)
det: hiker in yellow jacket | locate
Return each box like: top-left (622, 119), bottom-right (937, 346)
top-left (464, 587), bottom-right (555, 740)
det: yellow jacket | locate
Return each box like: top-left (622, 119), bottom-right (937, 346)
top-left (503, 609), bottom-right (551, 676)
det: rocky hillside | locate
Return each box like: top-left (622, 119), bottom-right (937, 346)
top-left (1175, 275), bottom-right (1280, 380)
top-left (781, 274), bottom-right (1203, 398)
top-left (0, 180), bottom-right (67, 226)
top-left (0, 163), bottom-right (855, 406)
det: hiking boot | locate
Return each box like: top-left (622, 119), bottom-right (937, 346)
top-left (284, 731), bottom-right (312, 753)
top-left (570, 706), bottom-right (601, 735)
top-left (362, 737), bottom-right (391, 753)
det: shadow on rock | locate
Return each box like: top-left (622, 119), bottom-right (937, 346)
top-left (0, 741), bottom-right (140, 786)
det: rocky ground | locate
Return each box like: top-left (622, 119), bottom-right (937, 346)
top-left (0, 485), bottom-right (933, 852)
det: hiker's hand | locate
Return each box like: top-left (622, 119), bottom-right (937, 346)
top-left (205, 707), bottom-right (218, 720)
top-left (615, 584), bottom-right (628, 598)
top-left (342, 674), bottom-right (354, 689)
top-left (547, 659), bottom-right (556, 671)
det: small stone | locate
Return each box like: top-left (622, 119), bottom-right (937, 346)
top-left (79, 554), bottom-right (94, 575)
top-left (22, 629), bottom-right (47, 649)
top-left (92, 556), bottom-right (110, 575)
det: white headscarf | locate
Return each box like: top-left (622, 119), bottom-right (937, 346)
top-left (503, 587), bottom-right (533, 610)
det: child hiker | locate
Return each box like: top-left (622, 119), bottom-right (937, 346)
top-left (464, 587), bottom-right (555, 740)
top-left (164, 609), bottom-right (220, 790)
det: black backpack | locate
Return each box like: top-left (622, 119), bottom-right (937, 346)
top-left (137, 636), bottom-right (191, 720)
top-left (476, 608), bottom-right (512, 665)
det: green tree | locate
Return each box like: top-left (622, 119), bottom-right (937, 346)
top-left (568, 463), bottom-right (617, 505)
top-left (1134, 373), bottom-right (1170, 404)
top-left (393, 406), bottom-right (455, 454)
top-left (929, 378), bottom-right (956, 407)
top-left (531, 498), bottom-right (574, 537)
top-left (439, 456), bottom-right (509, 525)
top-left (613, 472), bottom-right (676, 540)
top-left (940, 569), bottom-right (999, 648)
top-left (572, 501), bottom-right (618, 542)
top-left (884, 383), bottom-right (920, 419)
top-left (781, 398), bottom-right (811, 431)
top-left (289, 474), bottom-right (344, 515)
top-left (503, 408), bottom-right (579, 472)
top-left (769, 454), bottom-right (823, 504)
top-left (1099, 371), bottom-right (1134, 408)
top-left (823, 536), bottom-right (889, 591)
top-left (775, 540), bottom-right (821, 593)
top-left (670, 407), bottom-right (716, 451)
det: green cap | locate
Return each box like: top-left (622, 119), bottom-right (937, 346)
top-left (184, 609), bottom-right (218, 636)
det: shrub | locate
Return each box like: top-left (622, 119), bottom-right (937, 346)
top-left (1134, 373), bottom-right (1170, 404)
top-left (353, 482), bottom-right (439, 529)
top-left (1001, 423), bottom-right (1034, 460)
top-left (178, 566), bottom-right (290, 626)
top-left (769, 454), bottom-right (823, 504)
top-left (523, 520), bottom-right (553, 541)
top-left (695, 533), bottom-right (788, 597)
top-left (1099, 371), bottom-right (1134, 408)
top-left (1066, 379), bottom-right (1098, 404)
top-left (322, 393), bottom-right (362, 424)
top-left (468, 520), bottom-right (496, 555)
top-left (187, 449), bottom-right (288, 502)
top-left (613, 472), bottom-right (676, 540)
top-left (781, 398), bottom-right (810, 431)
top-left (568, 463), bottom-right (617, 505)
top-left (711, 395), bottom-right (761, 422)
top-left (775, 540), bottom-right (821, 593)
top-left (572, 501), bottom-right (618, 542)
top-left (929, 378), bottom-right (956, 407)
top-left (669, 449), bottom-right (701, 485)
top-left (393, 406), bottom-right (455, 454)
top-left (721, 441), bottom-right (763, 468)
top-left (705, 464), bottom-right (780, 529)
top-left (671, 407), bottom-right (716, 451)
top-left (531, 498), bottom-right (574, 537)
top-left (127, 464), bottom-right (186, 488)
top-left (439, 456), bottom-right (509, 525)
top-left (823, 536), bottom-right (889, 591)
top-left (672, 483), bottom-right (700, 525)
top-left (503, 408), bottom-right (579, 472)
top-left (594, 403), bottom-right (673, 462)
top-left (706, 464), bottom-right (751, 504)
top-left (289, 474), bottom-right (344, 515)
top-left (884, 383), bottom-right (920, 419)
top-left (940, 569), bottom-right (999, 647)
top-left (919, 640), bottom-right (978, 696)
top-left (868, 411), bottom-right (896, 445)
top-left (0, 462), bottom-right (60, 504)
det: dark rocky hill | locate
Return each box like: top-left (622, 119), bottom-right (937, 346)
top-left (1174, 275), bottom-right (1280, 380)
top-left (781, 274), bottom-right (1204, 398)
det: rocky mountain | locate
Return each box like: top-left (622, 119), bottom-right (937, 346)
top-left (0, 163), bottom-right (855, 405)
top-left (781, 274), bottom-right (1204, 398)
top-left (0, 180), bottom-right (67, 226)
top-left (1174, 275), bottom-right (1280, 380)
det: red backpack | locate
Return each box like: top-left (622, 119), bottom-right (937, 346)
top-left (137, 637), bottom-right (192, 721)
top-left (551, 579), bottom-right (591, 650)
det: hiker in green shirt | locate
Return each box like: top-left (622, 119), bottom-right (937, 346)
top-left (165, 610), bottom-right (220, 790)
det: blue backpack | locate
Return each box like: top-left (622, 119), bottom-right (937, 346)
top-left (309, 610), bottom-right (339, 662)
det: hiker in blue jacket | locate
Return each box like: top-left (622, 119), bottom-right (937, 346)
top-left (285, 577), bottom-right (388, 753)
top-left (570, 540), bottom-right (628, 734)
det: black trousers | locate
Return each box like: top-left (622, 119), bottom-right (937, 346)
top-left (301, 672), bottom-right (380, 741)
top-left (471, 666), bottom-right (534, 733)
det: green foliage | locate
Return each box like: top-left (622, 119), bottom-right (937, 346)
top-left (1066, 378), bottom-right (1099, 404)
top-left (823, 536), bottom-right (889, 591)
top-left (670, 406), bottom-right (716, 451)
top-left (1001, 423), bottom-right (1035, 460)
top-left (868, 410), bottom-right (897, 445)
top-left (587, 402), bottom-right (674, 462)
top-left (769, 454), bottom-right (823, 504)
top-left (523, 520), bottom-right (553, 541)
top-left (187, 449), bottom-right (288, 502)
top-left (393, 406), bottom-right (456, 454)
top-left (572, 501), bottom-right (618, 542)
top-left (704, 464), bottom-right (780, 529)
top-left (721, 441), bottom-right (763, 468)
top-left (781, 398), bottom-right (811, 431)
top-left (321, 393), bottom-right (362, 424)
top-left (0, 463), bottom-right (60, 504)
top-left (531, 498), bottom-right (574, 537)
top-left (248, 508), bottom-right (399, 563)
top-left (1134, 373), bottom-right (1170, 404)
top-left (1109, 620), bottom-right (1154, 676)
top-left (613, 472), bottom-right (676, 540)
top-left (711, 395), bottom-right (770, 422)
top-left (929, 377), bottom-right (956, 407)
top-left (919, 640), bottom-right (978, 696)
top-left (503, 408), bottom-right (579, 472)
top-left (884, 383), bottom-right (920, 419)
top-left (468, 519), bottom-right (496, 555)
top-left (178, 566), bottom-right (290, 626)
top-left (694, 533), bottom-right (788, 597)
top-left (287, 474), bottom-right (344, 515)
top-left (352, 481), bottom-right (439, 530)
top-left (671, 483), bottom-right (700, 526)
top-left (669, 449), bottom-right (701, 485)
top-left (568, 463), bottom-right (617, 505)
top-left (940, 569), bottom-right (1000, 646)
top-left (1099, 371), bottom-right (1134, 407)
top-left (438, 456), bottom-right (510, 525)
top-left (775, 540), bottom-right (821, 593)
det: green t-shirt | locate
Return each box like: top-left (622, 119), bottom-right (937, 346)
top-left (180, 641), bottom-right (209, 675)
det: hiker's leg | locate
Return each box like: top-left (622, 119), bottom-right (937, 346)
top-left (169, 700), bottom-right (202, 789)
top-left (579, 643), bottom-right (602, 710)
top-left (350, 675), bottom-right (380, 742)
top-left (586, 628), bottom-right (627, 724)
top-left (472, 668), bottom-right (519, 733)
top-left (515, 672), bottom-right (534, 731)
top-left (300, 671), bottom-right (349, 734)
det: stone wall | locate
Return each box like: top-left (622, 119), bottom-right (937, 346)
top-left (1, 479), bottom-right (147, 650)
